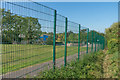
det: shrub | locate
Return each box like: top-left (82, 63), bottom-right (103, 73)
top-left (36, 51), bottom-right (104, 78)
top-left (107, 39), bottom-right (118, 54)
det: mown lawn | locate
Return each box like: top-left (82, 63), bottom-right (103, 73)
top-left (1, 44), bottom-right (90, 74)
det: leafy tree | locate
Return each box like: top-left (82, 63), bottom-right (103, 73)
top-left (1, 9), bottom-right (42, 44)
top-left (24, 17), bottom-right (41, 44)
top-left (68, 33), bottom-right (78, 42)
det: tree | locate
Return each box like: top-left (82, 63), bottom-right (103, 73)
top-left (24, 17), bottom-right (41, 44)
top-left (1, 9), bottom-right (42, 44)
top-left (68, 33), bottom-right (78, 42)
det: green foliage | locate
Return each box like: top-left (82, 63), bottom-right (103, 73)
top-left (105, 22), bottom-right (118, 41)
top-left (1, 9), bottom-right (42, 44)
top-left (104, 50), bottom-right (118, 78)
top-left (107, 39), bottom-right (118, 54)
top-left (68, 33), bottom-right (78, 42)
top-left (103, 22), bottom-right (118, 78)
top-left (37, 51), bottom-right (105, 78)
top-left (35, 49), bottom-right (118, 78)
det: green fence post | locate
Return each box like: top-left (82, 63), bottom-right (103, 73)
top-left (86, 28), bottom-right (89, 53)
top-left (64, 17), bottom-right (67, 67)
top-left (104, 38), bottom-right (106, 49)
top-left (101, 36), bottom-right (103, 50)
top-left (100, 35), bottom-right (102, 50)
top-left (105, 38), bottom-right (107, 49)
top-left (95, 32), bottom-right (96, 52)
top-left (102, 37), bottom-right (103, 50)
top-left (78, 24), bottom-right (81, 60)
top-left (97, 34), bottom-right (100, 51)
top-left (103, 37), bottom-right (105, 50)
top-left (102, 36), bottom-right (104, 50)
top-left (53, 10), bottom-right (57, 71)
top-left (102, 37), bottom-right (103, 49)
top-left (99, 35), bottom-right (101, 50)
top-left (97, 34), bottom-right (99, 51)
top-left (99, 36), bottom-right (101, 50)
top-left (91, 30), bottom-right (93, 52)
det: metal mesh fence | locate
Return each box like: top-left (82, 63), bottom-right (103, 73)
top-left (67, 21), bottom-right (79, 63)
top-left (2, 1), bottom-right (55, 78)
top-left (55, 14), bottom-right (65, 67)
top-left (0, 0), bottom-right (2, 79)
top-left (0, 0), bottom-right (106, 78)
top-left (80, 27), bottom-right (89, 54)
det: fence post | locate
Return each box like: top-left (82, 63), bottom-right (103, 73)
top-left (91, 30), bottom-right (93, 52)
top-left (86, 28), bottom-right (89, 53)
top-left (102, 36), bottom-right (104, 50)
top-left (100, 35), bottom-right (102, 50)
top-left (104, 38), bottom-right (106, 49)
top-left (103, 37), bottom-right (105, 50)
top-left (64, 17), bottom-right (67, 67)
top-left (53, 10), bottom-right (57, 71)
top-left (95, 32), bottom-right (96, 52)
top-left (78, 24), bottom-right (81, 60)
top-left (97, 34), bottom-right (99, 51)
top-left (105, 39), bottom-right (107, 48)
top-left (101, 36), bottom-right (103, 50)
top-left (97, 34), bottom-right (100, 51)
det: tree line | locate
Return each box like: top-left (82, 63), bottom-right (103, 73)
top-left (1, 9), bottom-right (104, 45)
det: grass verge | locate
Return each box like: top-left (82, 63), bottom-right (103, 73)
top-left (36, 49), bottom-right (118, 78)
top-left (36, 50), bottom-right (105, 78)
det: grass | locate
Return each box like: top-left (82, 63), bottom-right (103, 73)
top-left (36, 49), bottom-right (118, 78)
top-left (1, 44), bottom-right (90, 74)
top-left (36, 50), bottom-right (105, 78)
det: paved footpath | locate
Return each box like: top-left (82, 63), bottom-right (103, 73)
top-left (2, 51), bottom-right (89, 78)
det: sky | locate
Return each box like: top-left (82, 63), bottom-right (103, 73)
top-left (40, 2), bottom-right (118, 33)
top-left (1, 1), bottom-right (118, 33)
top-left (3, 0), bottom-right (120, 2)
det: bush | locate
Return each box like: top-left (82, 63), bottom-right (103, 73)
top-left (107, 39), bottom-right (118, 54)
top-left (36, 51), bottom-right (105, 78)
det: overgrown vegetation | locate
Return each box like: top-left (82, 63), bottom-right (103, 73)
top-left (36, 49), bottom-right (118, 78)
top-left (36, 51), bottom-right (105, 78)
top-left (103, 22), bottom-right (119, 78)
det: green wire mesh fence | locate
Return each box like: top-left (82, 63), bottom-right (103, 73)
top-left (0, 0), bottom-right (106, 78)
top-left (67, 21), bottom-right (79, 63)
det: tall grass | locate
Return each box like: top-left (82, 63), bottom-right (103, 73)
top-left (36, 50), bottom-right (105, 78)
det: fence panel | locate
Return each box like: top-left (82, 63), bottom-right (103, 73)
top-left (0, 0), bottom-right (106, 78)
top-left (80, 27), bottom-right (89, 55)
top-left (67, 21), bottom-right (79, 63)
top-left (0, 0), bottom-right (2, 78)
top-left (55, 14), bottom-right (66, 68)
top-left (1, 1), bottom-right (55, 78)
